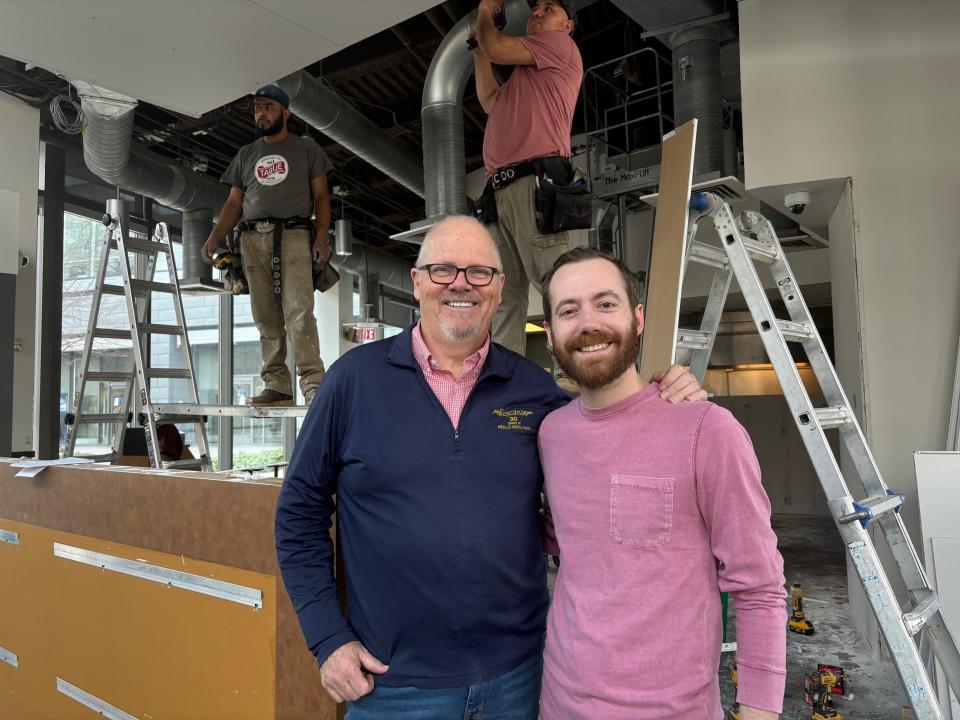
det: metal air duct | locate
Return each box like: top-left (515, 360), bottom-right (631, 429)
top-left (78, 83), bottom-right (227, 285)
top-left (277, 70), bottom-right (425, 198)
top-left (671, 24), bottom-right (723, 176)
top-left (421, 0), bottom-right (530, 220)
top-left (330, 244), bottom-right (413, 295)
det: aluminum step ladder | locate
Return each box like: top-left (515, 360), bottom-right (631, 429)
top-left (64, 199), bottom-right (210, 471)
top-left (673, 191), bottom-right (960, 720)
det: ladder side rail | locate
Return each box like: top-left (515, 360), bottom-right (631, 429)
top-left (156, 223), bottom-right (212, 468)
top-left (115, 224), bottom-right (162, 469)
top-left (110, 249), bottom-right (159, 461)
top-left (828, 498), bottom-right (945, 720)
top-left (753, 216), bottom-right (934, 595)
top-left (65, 224), bottom-right (115, 457)
top-left (706, 201), bottom-right (854, 502)
top-left (688, 266), bottom-right (733, 383)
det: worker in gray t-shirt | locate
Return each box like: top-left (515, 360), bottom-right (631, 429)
top-left (202, 84), bottom-right (332, 407)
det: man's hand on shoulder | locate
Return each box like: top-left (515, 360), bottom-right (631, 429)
top-left (651, 364), bottom-right (708, 403)
top-left (478, 0), bottom-right (501, 17)
top-left (740, 705), bottom-right (779, 720)
top-left (319, 640), bottom-right (389, 703)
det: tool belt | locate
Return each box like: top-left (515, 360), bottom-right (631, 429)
top-left (236, 216), bottom-right (339, 298)
top-left (473, 156), bottom-right (592, 234)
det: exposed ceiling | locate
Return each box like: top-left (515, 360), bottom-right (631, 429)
top-left (1, 1), bottom-right (739, 266)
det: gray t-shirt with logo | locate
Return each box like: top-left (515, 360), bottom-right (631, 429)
top-left (221, 134), bottom-right (333, 221)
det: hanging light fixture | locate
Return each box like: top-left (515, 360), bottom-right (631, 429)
top-left (335, 218), bottom-right (354, 256)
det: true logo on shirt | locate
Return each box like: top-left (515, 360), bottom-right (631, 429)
top-left (492, 407), bottom-right (534, 432)
top-left (255, 154), bottom-right (289, 186)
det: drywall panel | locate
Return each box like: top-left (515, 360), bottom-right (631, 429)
top-left (930, 538), bottom-right (960, 719)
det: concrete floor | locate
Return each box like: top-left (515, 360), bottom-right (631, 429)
top-left (546, 513), bottom-right (912, 718)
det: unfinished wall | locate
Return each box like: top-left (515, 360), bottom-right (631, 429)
top-left (740, 0), bottom-right (960, 644)
top-left (0, 93), bottom-right (40, 455)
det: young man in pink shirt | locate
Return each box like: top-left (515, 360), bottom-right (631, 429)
top-left (538, 247), bottom-right (787, 719)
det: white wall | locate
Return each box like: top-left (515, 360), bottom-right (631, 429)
top-left (740, 0), bottom-right (960, 644)
top-left (0, 93), bottom-right (40, 453)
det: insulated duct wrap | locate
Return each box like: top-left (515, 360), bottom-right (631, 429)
top-left (330, 245), bottom-right (412, 294)
top-left (421, 0), bottom-right (530, 220)
top-left (671, 25), bottom-right (723, 176)
top-left (80, 88), bottom-right (227, 282)
top-left (278, 71), bottom-right (425, 198)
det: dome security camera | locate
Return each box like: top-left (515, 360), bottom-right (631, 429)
top-left (784, 191), bottom-right (811, 216)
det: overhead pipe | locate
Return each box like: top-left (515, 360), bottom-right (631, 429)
top-left (277, 70), bottom-right (425, 198)
top-left (671, 24), bottom-right (724, 176)
top-left (78, 83), bottom-right (227, 283)
top-left (330, 244), bottom-right (413, 295)
top-left (421, 0), bottom-right (530, 219)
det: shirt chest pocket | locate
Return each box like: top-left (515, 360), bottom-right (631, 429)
top-left (609, 475), bottom-right (673, 549)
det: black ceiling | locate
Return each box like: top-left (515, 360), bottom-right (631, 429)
top-left (0, 0), bottom-right (680, 264)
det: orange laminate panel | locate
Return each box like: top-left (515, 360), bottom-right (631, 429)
top-left (0, 520), bottom-right (275, 720)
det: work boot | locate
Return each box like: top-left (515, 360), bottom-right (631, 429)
top-left (247, 388), bottom-right (294, 406)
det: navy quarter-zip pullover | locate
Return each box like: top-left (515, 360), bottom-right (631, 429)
top-left (276, 326), bottom-right (569, 688)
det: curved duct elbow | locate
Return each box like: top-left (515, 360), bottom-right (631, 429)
top-left (330, 245), bottom-right (412, 295)
top-left (421, 0), bottom-right (529, 219)
top-left (79, 90), bottom-right (228, 214)
top-left (278, 71), bottom-right (425, 198)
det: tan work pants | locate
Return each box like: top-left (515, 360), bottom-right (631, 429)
top-left (240, 227), bottom-right (325, 396)
top-left (485, 175), bottom-right (571, 356)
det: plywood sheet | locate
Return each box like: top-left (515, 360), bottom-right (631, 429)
top-left (638, 119), bottom-right (697, 381)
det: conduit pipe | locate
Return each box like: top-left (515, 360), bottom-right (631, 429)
top-left (277, 70), bottom-right (426, 198)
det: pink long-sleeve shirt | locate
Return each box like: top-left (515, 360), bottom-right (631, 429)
top-left (538, 383), bottom-right (787, 719)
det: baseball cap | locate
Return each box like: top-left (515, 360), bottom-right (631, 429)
top-left (253, 84), bottom-right (289, 109)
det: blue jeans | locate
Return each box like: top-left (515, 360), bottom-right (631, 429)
top-left (345, 648), bottom-right (543, 720)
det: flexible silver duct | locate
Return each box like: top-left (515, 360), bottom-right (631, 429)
top-left (330, 245), bottom-right (412, 295)
top-left (671, 25), bottom-right (723, 176)
top-left (278, 70), bottom-right (425, 198)
top-left (421, 0), bottom-right (530, 219)
top-left (79, 85), bottom-right (227, 282)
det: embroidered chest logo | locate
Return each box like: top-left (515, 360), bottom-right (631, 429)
top-left (255, 154), bottom-right (289, 186)
top-left (492, 407), bottom-right (534, 432)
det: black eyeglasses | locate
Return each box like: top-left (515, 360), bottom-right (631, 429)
top-left (417, 264), bottom-right (501, 287)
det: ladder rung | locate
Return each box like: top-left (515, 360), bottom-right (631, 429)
top-left (76, 413), bottom-right (127, 424)
top-left (776, 319), bottom-right (812, 342)
top-left (813, 406), bottom-right (851, 429)
top-left (688, 242), bottom-right (729, 269)
top-left (676, 329), bottom-right (711, 351)
top-left (130, 279), bottom-right (176, 294)
top-left (73, 452), bottom-right (117, 463)
top-left (144, 368), bottom-right (193, 380)
top-left (93, 328), bottom-right (132, 340)
top-left (101, 284), bottom-right (129, 296)
top-left (153, 413), bottom-right (208, 425)
top-left (110, 238), bottom-right (170, 254)
top-left (741, 237), bottom-right (778, 263)
top-left (163, 459), bottom-right (205, 471)
top-left (903, 590), bottom-right (941, 636)
top-left (139, 323), bottom-right (185, 336)
top-left (839, 491), bottom-right (904, 528)
top-left (84, 371), bottom-right (133, 382)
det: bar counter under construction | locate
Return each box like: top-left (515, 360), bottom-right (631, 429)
top-left (0, 459), bottom-right (338, 719)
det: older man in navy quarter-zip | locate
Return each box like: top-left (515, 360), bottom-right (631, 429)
top-left (275, 215), bottom-right (705, 720)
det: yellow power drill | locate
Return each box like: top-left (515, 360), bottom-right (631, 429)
top-left (789, 582), bottom-right (815, 635)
